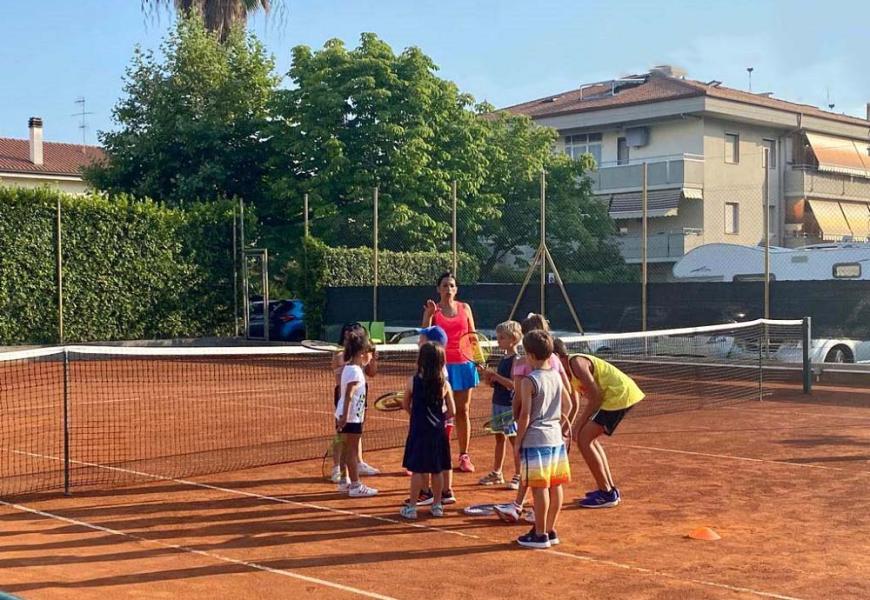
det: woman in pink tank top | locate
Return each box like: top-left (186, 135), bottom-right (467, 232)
top-left (423, 272), bottom-right (479, 475)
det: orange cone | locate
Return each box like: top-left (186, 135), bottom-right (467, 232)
top-left (688, 527), bottom-right (721, 541)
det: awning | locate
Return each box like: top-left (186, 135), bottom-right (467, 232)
top-left (839, 201), bottom-right (870, 240)
top-left (606, 188), bottom-right (697, 219)
top-left (807, 198), bottom-right (852, 240)
top-left (805, 133), bottom-right (870, 178)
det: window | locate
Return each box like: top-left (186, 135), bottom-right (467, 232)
top-left (725, 202), bottom-right (739, 234)
top-left (617, 137), bottom-right (630, 165)
top-left (763, 139), bottom-right (777, 169)
top-left (725, 132), bottom-right (739, 164)
top-left (564, 133), bottom-right (602, 165)
top-left (833, 263), bottom-right (862, 278)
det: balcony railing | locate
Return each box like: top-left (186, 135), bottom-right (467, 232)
top-left (785, 166), bottom-right (870, 202)
top-left (589, 154), bottom-right (704, 194)
top-left (614, 228), bottom-right (704, 263)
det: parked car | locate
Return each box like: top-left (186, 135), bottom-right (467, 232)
top-left (248, 299), bottom-right (305, 341)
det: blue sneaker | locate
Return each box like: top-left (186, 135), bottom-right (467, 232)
top-left (579, 489), bottom-right (619, 509)
top-left (584, 486), bottom-right (620, 499)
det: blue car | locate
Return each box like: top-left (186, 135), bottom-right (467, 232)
top-left (247, 299), bottom-right (305, 341)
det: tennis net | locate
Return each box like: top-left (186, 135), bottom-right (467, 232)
top-left (0, 318), bottom-right (807, 496)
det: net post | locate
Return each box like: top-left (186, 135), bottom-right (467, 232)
top-left (757, 321), bottom-right (764, 402)
top-left (62, 348), bottom-right (71, 496)
top-left (802, 316), bottom-right (812, 394)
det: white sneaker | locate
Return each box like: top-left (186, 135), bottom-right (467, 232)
top-left (358, 461), bottom-right (380, 476)
top-left (330, 465), bottom-right (343, 483)
top-left (348, 482), bottom-right (378, 497)
top-left (337, 478), bottom-right (351, 493)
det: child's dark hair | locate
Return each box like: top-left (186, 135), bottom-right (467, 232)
top-left (523, 330), bottom-right (554, 361)
top-left (521, 313), bottom-right (549, 334)
top-left (343, 330), bottom-right (373, 362)
top-left (416, 342), bottom-right (447, 409)
top-left (436, 271), bottom-right (456, 287)
top-left (552, 337), bottom-right (569, 359)
top-left (337, 322), bottom-right (365, 345)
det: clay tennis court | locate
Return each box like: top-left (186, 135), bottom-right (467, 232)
top-left (1, 365), bottom-right (868, 599)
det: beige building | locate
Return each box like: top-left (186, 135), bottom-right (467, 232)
top-left (504, 66), bottom-right (870, 280)
top-left (0, 117), bottom-right (102, 194)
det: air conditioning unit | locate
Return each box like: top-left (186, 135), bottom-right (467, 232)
top-left (625, 126), bottom-right (649, 147)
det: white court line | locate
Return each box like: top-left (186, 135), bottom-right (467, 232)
top-left (720, 404), bottom-right (870, 421)
top-left (4, 448), bottom-right (804, 600)
top-left (613, 442), bottom-right (869, 473)
top-left (0, 498), bottom-right (397, 600)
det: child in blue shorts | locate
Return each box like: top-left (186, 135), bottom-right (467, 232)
top-left (478, 320), bottom-right (522, 489)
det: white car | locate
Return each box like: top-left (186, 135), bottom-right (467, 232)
top-left (771, 338), bottom-right (870, 364)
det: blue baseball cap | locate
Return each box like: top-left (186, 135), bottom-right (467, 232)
top-left (418, 325), bottom-right (447, 346)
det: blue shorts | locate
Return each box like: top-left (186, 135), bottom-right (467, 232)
top-left (445, 361), bottom-right (479, 392)
top-left (490, 404), bottom-right (517, 436)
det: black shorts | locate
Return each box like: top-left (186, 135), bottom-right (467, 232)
top-left (338, 422), bottom-right (363, 434)
top-left (591, 406), bottom-right (632, 436)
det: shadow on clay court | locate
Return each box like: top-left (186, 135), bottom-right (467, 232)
top-left (778, 433), bottom-right (870, 448)
top-left (0, 540), bottom-right (507, 595)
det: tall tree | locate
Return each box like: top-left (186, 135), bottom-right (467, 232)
top-left (85, 16), bottom-right (278, 207)
top-left (267, 33), bottom-right (496, 255)
top-left (141, 0), bottom-right (275, 41)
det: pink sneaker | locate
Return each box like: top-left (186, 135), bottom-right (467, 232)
top-left (458, 453), bottom-right (475, 473)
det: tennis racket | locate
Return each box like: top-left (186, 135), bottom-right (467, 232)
top-left (302, 339), bottom-right (343, 352)
top-left (458, 331), bottom-right (492, 367)
top-left (463, 503), bottom-right (499, 516)
top-left (321, 432), bottom-right (343, 480)
top-left (373, 391), bottom-right (404, 412)
top-left (388, 329), bottom-right (421, 344)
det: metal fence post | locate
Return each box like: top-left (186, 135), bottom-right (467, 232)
top-left (763, 148), bottom-right (771, 321)
top-left (642, 162), bottom-right (648, 333)
top-left (451, 181), bottom-right (458, 276)
top-left (373, 186), bottom-right (379, 322)
top-left (304, 193), bottom-right (309, 238)
top-left (802, 316), bottom-right (812, 394)
top-left (232, 206), bottom-right (239, 337)
top-left (56, 197), bottom-right (64, 344)
top-left (540, 169), bottom-right (546, 317)
top-left (240, 198), bottom-right (248, 338)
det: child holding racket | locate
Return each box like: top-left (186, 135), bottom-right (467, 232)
top-left (477, 320), bottom-right (522, 488)
top-left (400, 341), bottom-right (455, 519)
top-left (495, 313), bottom-right (573, 523)
top-left (329, 323), bottom-right (380, 483)
top-left (335, 332), bottom-right (378, 497)
top-left (513, 329), bottom-right (570, 548)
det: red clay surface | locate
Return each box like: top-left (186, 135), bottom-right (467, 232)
top-left (1, 381), bottom-right (868, 599)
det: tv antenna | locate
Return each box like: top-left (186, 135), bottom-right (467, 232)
top-left (72, 97), bottom-right (94, 148)
top-left (746, 67), bottom-right (754, 92)
top-left (826, 87), bottom-right (835, 111)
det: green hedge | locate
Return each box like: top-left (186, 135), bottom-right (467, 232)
top-left (299, 237), bottom-right (479, 337)
top-left (0, 187), bottom-right (238, 344)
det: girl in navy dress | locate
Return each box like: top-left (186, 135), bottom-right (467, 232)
top-left (400, 342), bottom-right (455, 519)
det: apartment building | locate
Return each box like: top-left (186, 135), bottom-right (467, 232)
top-left (503, 66), bottom-right (870, 280)
top-left (0, 117), bottom-right (102, 194)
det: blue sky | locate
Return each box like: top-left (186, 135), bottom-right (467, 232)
top-left (2, 0), bottom-right (868, 144)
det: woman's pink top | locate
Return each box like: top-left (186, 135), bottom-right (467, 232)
top-left (432, 302), bottom-right (470, 364)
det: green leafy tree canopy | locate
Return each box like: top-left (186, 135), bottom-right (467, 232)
top-left (85, 15), bottom-right (278, 207)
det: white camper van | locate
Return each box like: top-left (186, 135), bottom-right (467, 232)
top-left (672, 243), bottom-right (870, 363)
top-left (672, 242), bottom-right (870, 282)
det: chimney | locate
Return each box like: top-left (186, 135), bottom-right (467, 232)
top-left (29, 117), bottom-right (44, 166)
top-left (866, 102), bottom-right (870, 121)
top-left (650, 65), bottom-right (687, 79)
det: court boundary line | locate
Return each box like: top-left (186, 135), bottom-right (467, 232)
top-left (613, 442), bottom-right (869, 474)
top-left (0, 498), bottom-right (398, 600)
top-left (4, 448), bottom-right (804, 600)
